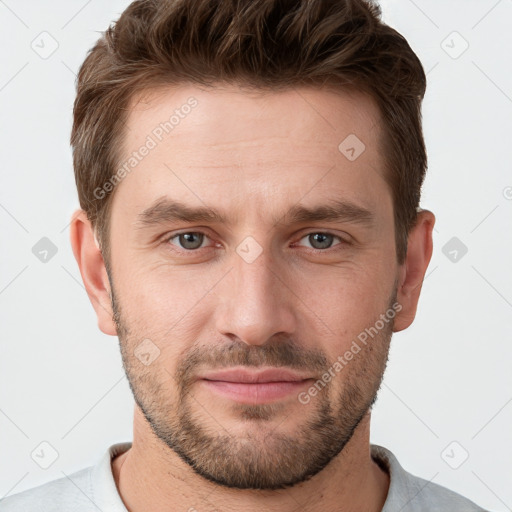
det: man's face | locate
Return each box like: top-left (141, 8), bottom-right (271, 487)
top-left (107, 84), bottom-right (399, 490)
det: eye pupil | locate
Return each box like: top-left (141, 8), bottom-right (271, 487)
top-left (309, 233), bottom-right (333, 250)
top-left (180, 232), bottom-right (203, 250)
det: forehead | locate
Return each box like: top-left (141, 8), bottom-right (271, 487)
top-left (111, 82), bottom-right (390, 225)
top-left (125, 82), bottom-right (382, 152)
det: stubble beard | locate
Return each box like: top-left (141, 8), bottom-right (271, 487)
top-left (111, 279), bottom-right (395, 490)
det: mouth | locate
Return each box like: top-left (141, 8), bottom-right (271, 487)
top-left (197, 367), bottom-right (315, 404)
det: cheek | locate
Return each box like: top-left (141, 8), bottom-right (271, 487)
top-left (302, 267), bottom-right (393, 353)
top-left (306, 263), bottom-right (384, 310)
top-left (115, 267), bottom-right (217, 363)
top-left (116, 262), bottom-right (214, 325)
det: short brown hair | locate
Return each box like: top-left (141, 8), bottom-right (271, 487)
top-left (71, 0), bottom-right (427, 271)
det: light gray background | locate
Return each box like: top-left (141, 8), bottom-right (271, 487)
top-left (1, 0), bottom-right (511, 510)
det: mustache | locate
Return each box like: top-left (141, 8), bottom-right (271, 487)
top-left (175, 336), bottom-right (329, 387)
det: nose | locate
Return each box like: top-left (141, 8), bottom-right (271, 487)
top-left (214, 245), bottom-right (297, 347)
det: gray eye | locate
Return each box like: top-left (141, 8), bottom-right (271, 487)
top-left (174, 232), bottom-right (205, 250)
top-left (308, 233), bottom-right (334, 250)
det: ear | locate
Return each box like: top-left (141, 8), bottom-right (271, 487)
top-left (69, 209), bottom-right (117, 336)
top-left (393, 209), bottom-right (435, 333)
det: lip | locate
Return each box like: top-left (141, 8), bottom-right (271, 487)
top-left (198, 367), bottom-right (313, 383)
top-left (197, 367), bottom-right (314, 404)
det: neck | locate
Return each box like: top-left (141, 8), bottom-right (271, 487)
top-left (112, 407), bottom-right (389, 512)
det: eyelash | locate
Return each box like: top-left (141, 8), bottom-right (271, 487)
top-left (162, 230), bottom-right (349, 255)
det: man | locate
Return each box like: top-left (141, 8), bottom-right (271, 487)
top-left (1, 0), bottom-right (490, 510)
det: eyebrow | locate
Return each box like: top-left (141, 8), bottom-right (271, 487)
top-left (135, 196), bottom-right (376, 230)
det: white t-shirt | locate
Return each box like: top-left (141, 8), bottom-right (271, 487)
top-left (0, 442), bottom-right (490, 511)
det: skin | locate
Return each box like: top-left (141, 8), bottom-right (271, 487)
top-left (70, 83), bottom-right (435, 512)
